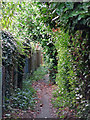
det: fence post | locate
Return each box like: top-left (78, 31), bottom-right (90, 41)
top-left (2, 66), bottom-right (5, 110)
top-left (34, 51), bottom-right (37, 70)
top-left (0, 0), bottom-right (2, 116)
top-left (36, 50), bottom-right (41, 67)
top-left (13, 65), bottom-right (17, 89)
top-left (41, 52), bottom-right (43, 65)
top-left (0, 24), bottom-right (2, 119)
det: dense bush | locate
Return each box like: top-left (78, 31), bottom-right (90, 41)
top-left (51, 29), bottom-right (90, 119)
top-left (37, 2), bottom-right (90, 119)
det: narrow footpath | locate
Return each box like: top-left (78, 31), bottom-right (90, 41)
top-left (32, 74), bottom-right (58, 118)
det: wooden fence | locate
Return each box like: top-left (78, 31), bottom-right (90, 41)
top-left (24, 50), bottom-right (41, 74)
top-left (2, 49), bottom-right (43, 106)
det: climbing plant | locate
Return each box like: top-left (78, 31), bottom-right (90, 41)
top-left (36, 2), bottom-right (90, 119)
top-left (10, 1), bottom-right (58, 83)
top-left (1, 2), bottom-right (34, 110)
top-left (1, 1), bottom-right (90, 119)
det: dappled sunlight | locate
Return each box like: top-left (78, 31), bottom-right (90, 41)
top-left (1, 1), bottom-right (90, 120)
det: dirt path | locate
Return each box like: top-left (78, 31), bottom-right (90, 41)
top-left (32, 74), bottom-right (58, 118)
top-left (3, 74), bottom-right (77, 119)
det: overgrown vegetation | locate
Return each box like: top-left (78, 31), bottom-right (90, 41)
top-left (1, 1), bottom-right (90, 119)
top-left (4, 66), bottom-right (47, 113)
top-left (40, 3), bottom-right (90, 119)
top-left (51, 29), bottom-right (90, 119)
top-left (4, 74), bottom-right (36, 112)
top-left (30, 65), bottom-right (48, 81)
top-left (24, 65), bottom-right (48, 82)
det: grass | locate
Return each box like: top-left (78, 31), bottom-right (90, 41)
top-left (26, 65), bottom-right (48, 82)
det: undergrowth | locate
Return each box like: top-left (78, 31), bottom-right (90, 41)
top-left (28, 65), bottom-right (48, 82)
top-left (4, 65), bottom-right (48, 113)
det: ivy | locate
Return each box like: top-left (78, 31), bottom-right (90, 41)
top-left (37, 2), bottom-right (90, 119)
top-left (1, 1), bottom-right (90, 119)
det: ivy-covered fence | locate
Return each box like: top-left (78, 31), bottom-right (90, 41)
top-left (2, 30), bottom-right (42, 109)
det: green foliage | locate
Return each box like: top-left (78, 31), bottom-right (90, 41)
top-left (37, 2), bottom-right (90, 119)
top-left (5, 87), bottom-right (36, 111)
top-left (53, 30), bottom-right (77, 109)
top-left (2, 31), bottom-right (17, 67)
top-left (39, 2), bottom-right (90, 33)
top-left (2, 2), bottom-right (90, 119)
top-left (2, 1), bottom-right (57, 83)
top-left (51, 29), bottom-right (90, 119)
top-left (1, 2), bottom-right (16, 29)
top-left (27, 65), bottom-right (48, 82)
top-left (5, 66), bottom-right (47, 111)
top-left (10, 87), bottom-right (36, 110)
